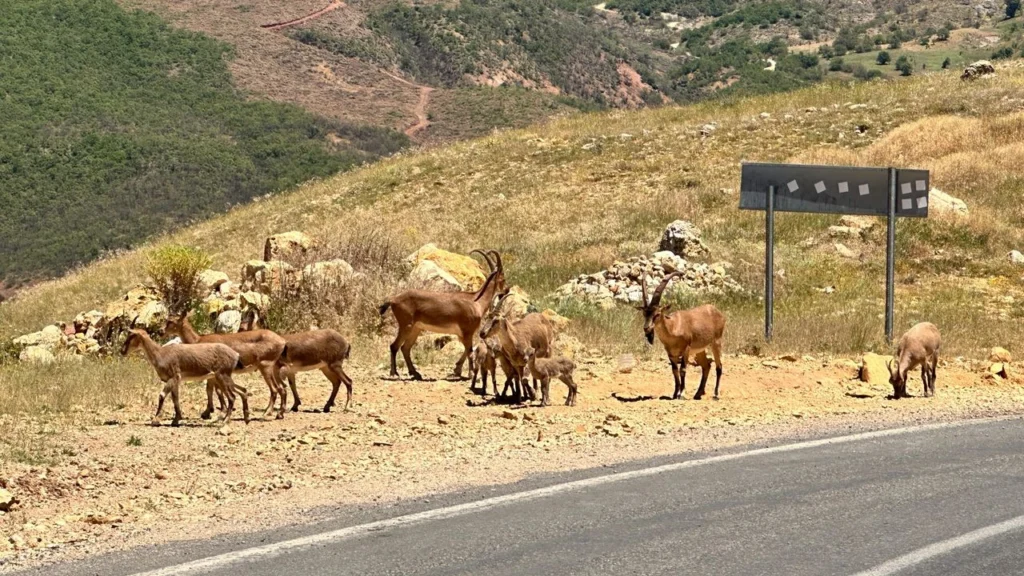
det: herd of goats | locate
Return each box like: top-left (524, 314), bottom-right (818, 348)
top-left (122, 249), bottom-right (942, 427)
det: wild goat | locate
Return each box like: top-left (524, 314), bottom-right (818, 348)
top-left (479, 308), bottom-right (554, 402)
top-left (278, 329), bottom-right (354, 413)
top-left (122, 329), bottom-right (249, 426)
top-left (888, 322), bottom-right (941, 399)
top-left (522, 346), bottom-right (578, 406)
top-left (164, 314), bottom-right (288, 420)
top-left (379, 249), bottom-right (508, 380)
top-left (469, 338), bottom-right (499, 396)
top-left (639, 272), bottom-right (726, 400)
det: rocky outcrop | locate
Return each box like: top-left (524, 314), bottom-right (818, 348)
top-left (408, 260), bottom-right (463, 292)
top-left (929, 188), bottom-right (968, 217)
top-left (961, 60), bottom-right (995, 81)
top-left (859, 353), bottom-right (893, 386)
top-left (263, 231), bottom-right (313, 262)
top-left (659, 220), bottom-right (710, 260)
top-left (405, 244), bottom-right (488, 291)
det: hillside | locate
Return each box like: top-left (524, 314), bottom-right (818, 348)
top-left (0, 0), bottom-right (407, 285)
top-left (5, 64), bottom-right (1024, 358)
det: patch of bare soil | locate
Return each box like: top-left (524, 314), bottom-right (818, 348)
top-left (2, 354), bottom-right (1022, 570)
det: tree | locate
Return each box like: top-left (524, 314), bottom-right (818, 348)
top-left (942, 57), bottom-right (952, 69)
top-left (889, 37), bottom-right (902, 49)
top-left (147, 246), bottom-right (213, 315)
top-left (1008, 0), bottom-right (1021, 19)
top-left (896, 57), bottom-right (914, 76)
top-left (936, 27), bottom-right (951, 41)
top-left (829, 57), bottom-right (845, 72)
top-left (877, 51), bottom-right (891, 65)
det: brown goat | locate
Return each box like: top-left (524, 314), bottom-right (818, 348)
top-left (379, 250), bottom-right (508, 380)
top-left (639, 272), bottom-right (726, 400)
top-left (469, 339), bottom-right (499, 396)
top-left (164, 314), bottom-right (288, 419)
top-left (522, 345), bottom-right (578, 406)
top-left (888, 322), bottom-right (941, 399)
top-left (122, 329), bottom-right (249, 426)
top-left (277, 329), bottom-right (354, 413)
top-left (479, 310), bottom-right (554, 402)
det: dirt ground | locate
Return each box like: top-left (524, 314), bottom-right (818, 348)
top-left (1, 353), bottom-right (1022, 571)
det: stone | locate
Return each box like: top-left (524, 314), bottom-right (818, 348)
top-left (215, 310), bottom-right (242, 334)
top-left (1009, 251), bottom-right (1024, 265)
top-left (989, 347), bottom-right (1012, 363)
top-left (834, 243), bottom-right (860, 259)
top-left (241, 260), bottom-right (297, 294)
top-left (840, 215), bottom-right (875, 231)
top-left (659, 220), bottom-right (710, 259)
top-left (263, 231), bottom-right (313, 262)
top-left (73, 310), bottom-right (105, 334)
top-left (405, 244), bottom-right (488, 291)
top-left (99, 284), bottom-right (165, 340)
top-left (929, 188), bottom-right (968, 217)
top-left (302, 259), bottom-right (354, 286)
top-left (19, 346), bottom-right (56, 365)
top-left (541, 309), bottom-right (570, 332)
top-left (989, 363), bottom-right (1008, 378)
top-left (0, 489), bottom-right (16, 512)
top-left (961, 60), bottom-right (995, 81)
top-left (860, 353), bottom-right (894, 386)
top-left (13, 325), bottom-right (64, 352)
top-left (135, 300), bottom-right (168, 331)
top-left (197, 270), bottom-right (230, 295)
top-left (828, 226), bottom-right (863, 239)
top-left (617, 354), bottom-right (636, 374)
top-left (437, 415), bottom-right (450, 425)
top-left (409, 260), bottom-right (463, 292)
top-left (500, 410), bottom-right (518, 421)
top-left (497, 286), bottom-right (532, 320)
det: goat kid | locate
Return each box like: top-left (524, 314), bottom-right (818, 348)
top-left (522, 345), bottom-right (578, 406)
top-left (888, 322), bottom-right (941, 399)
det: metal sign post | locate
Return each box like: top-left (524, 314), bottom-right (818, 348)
top-left (740, 162), bottom-right (929, 344)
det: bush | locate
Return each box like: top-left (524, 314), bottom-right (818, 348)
top-left (146, 246), bottom-right (213, 315)
top-left (829, 57), bottom-right (845, 72)
top-left (896, 60), bottom-right (914, 76)
top-left (942, 57), bottom-right (952, 69)
top-left (852, 64), bottom-right (883, 80)
top-left (877, 51), bottom-right (891, 65)
top-left (992, 46), bottom-right (1015, 60)
top-left (1008, 0), bottom-right (1021, 19)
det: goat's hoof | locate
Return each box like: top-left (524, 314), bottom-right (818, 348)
top-left (693, 395), bottom-right (703, 401)
top-left (291, 406), bottom-right (300, 413)
top-left (171, 420), bottom-right (181, 428)
top-left (409, 373), bottom-right (424, 381)
top-left (323, 405), bottom-right (333, 413)
top-left (200, 412), bottom-right (212, 421)
top-left (150, 419), bottom-right (162, 427)
top-left (712, 395), bottom-right (720, 401)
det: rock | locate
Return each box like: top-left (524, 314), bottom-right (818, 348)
top-left (241, 260), bottom-right (297, 294)
top-left (761, 360), bottom-right (781, 368)
top-left (989, 347), bottom-right (1012, 363)
top-left (700, 123), bottom-right (717, 137)
top-left (659, 220), bottom-right (710, 259)
top-left (840, 215), bottom-right (875, 231)
top-left (240, 291), bottom-right (270, 314)
top-left (497, 286), bottom-right (532, 320)
top-left (68, 334), bottom-right (101, 355)
top-left (860, 353), bottom-right (894, 385)
top-left (135, 300), bottom-right (168, 331)
top-left (828, 226), bottom-right (863, 239)
top-left (302, 259), bottom-right (354, 286)
top-left (263, 231), bottom-right (313, 262)
top-left (437, 415), bottom-right (450, 425)
top-left (834, 243), bottom-right (860, 259)
top-left (13, 325), bottom-right (64, 352)
top-left (617, 354), bottom-right (636, 374)
top-left (408, 260), bottom-right (463, 292)
top-left (961, 60), bottom-right (995, 81)
top-left (779, 354), bottom-right (799, 362)
top-left (19, 346), bottom-right (56, 365)
top-left (197, 270), bottom-right (230, 295)
top-left (0, 489), bottom-right (16, 511)
top-left (1009, 251), bottom-right (1024, 265)
top-left (84, 514), bottom-right (123, 525)
top-left (155, 470), bottom-right (170, 480)
top-left (500, 410), bottom-right (518, 421)
top-left (553, 334), bottom-right (585, 360)
top-left (541, 309), bottom-right (570, 332)
top-left (405, 244), bottom-right (488, 291)
top-left (929, 188), bottom-right (968, 218)
top-left (989, 363), bottom-right (1009, 378)
top-left (215, 310), bottom-right (242, 334)
top-left (73, 310), bottom-right (105, 334)
top-left (98, 284), bottom-right (166, 340)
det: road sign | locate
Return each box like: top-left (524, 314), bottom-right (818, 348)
top-left (740, 162), bottom-right (930, 217)
top-left (738, 162), bottom-right (930, 343)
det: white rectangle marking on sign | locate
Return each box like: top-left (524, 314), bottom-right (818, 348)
top-left (838, 182), bottom-right (849, 194)
top-left (859, 184), bottom-right (870, 196)
top-left (902, 199), bottom-right (913, 211)
top-left (787, 180), bottom-right (799, 193)
top-left (815, 181), bottom-right (826, 194)
top-left (917, 196), bottom-right (928, 209)
top-left (901, 183), bottom-right (912, 195)
top-left (916, 180), bottom-right (927, 191)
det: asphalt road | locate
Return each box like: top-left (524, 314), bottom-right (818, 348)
top-left (20, 417), bottom-right (1024, 576)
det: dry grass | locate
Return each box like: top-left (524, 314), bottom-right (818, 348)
top-left (4, 68), bottom-right (1024, 428)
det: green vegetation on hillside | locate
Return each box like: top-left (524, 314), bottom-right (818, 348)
top-left (0, 0), bottom-right (408, 284)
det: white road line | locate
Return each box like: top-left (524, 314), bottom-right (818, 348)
top-left (850, 514), bottom-right (1024, 576)
top-left (131, 418), bottom-right (1010, 576)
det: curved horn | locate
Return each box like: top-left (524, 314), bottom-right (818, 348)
top-left (640, 274), bottom-right (650, 308)
top-left (649, 272), bottom-right (681, 308)
top-left (886, 358), bottom-right (895, 377)
top-left (469, 249), bottom-right (495, 272)
top-left (488, 250), bottom-right (503, 272)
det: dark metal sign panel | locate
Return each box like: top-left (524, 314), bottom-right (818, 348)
top-left (739, 162), bottom-right (929, 218)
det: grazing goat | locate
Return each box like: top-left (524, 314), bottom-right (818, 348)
top-left (469, 338), bottom-right (499, 396)
top-left (380, 250), bottom-right (508, 380)
top-left (639, 272), bottom-right (726, 400)
top-left (522, 346), bottom-right (578, 406)
top-left (278, 329), bottom-right (354, 413)
top-left (122, 329), bottom-right (249, 426)
top-left (888, 322), bottom-right (941, 399)
top-left (479, 309), bottom-right (554, 402)
top-left (164, 314), bottom-right (288, 419)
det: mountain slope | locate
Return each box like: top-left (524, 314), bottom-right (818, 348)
top-left (4, 66), bottom-right (1024, 358)
top-left (0, 0), bottom-right (407, 284)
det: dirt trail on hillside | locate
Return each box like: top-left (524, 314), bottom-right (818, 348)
top-left (379, 69), bottom-right (434, 138)
top-left (260, 1), bottom-right (345, 31)
top-left (2, 355), bottom-right (1022, 570)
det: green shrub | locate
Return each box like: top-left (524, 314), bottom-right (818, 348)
top-left (876, 51), bottom-right (891, 65)
top-left (146, 246), bottom-right (212, 315)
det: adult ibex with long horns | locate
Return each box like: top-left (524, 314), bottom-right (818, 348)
top-left (638, 272), bottom-right (726, 400)
top-left (379, 250), bottom-right (508, 380)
